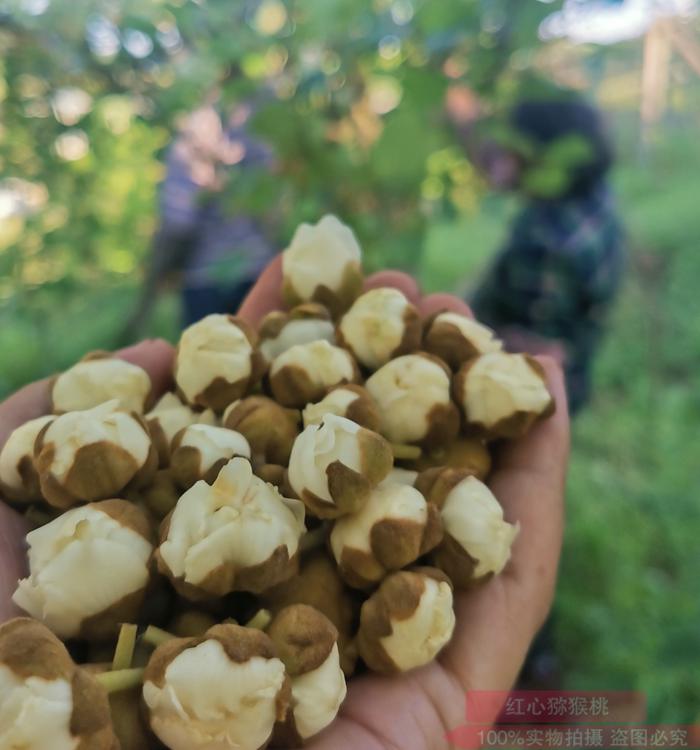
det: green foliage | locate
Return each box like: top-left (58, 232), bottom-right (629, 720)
top-left (548, 133), bottom-right (700, 723)
top-left (0, 0), bottom-right (557, 300)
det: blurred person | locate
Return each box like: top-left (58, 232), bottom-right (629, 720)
top-left (460, 92), bottom-right (625, 415)
top-left (448, 87), bottom-right (624, 691)
top-left (121, 99), bottom-right (277, 339)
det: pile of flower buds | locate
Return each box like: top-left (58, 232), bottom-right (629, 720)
top-left (0, 214), bottom-right (555, 750)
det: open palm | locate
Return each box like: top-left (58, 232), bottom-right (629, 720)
top-left (0, 258), bottom-right (569, 750)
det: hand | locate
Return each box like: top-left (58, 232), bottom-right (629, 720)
top-left (500, 326), bottom-right (567, 368)
top-left (240, 259), bottom-right (570, 749)
top-left (0, 258), bottom-right (570, 749)
top-left (0, 339), bottom-right (176, 621)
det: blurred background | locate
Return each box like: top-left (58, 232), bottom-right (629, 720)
top-left (1, 0), bottom-right (699, 724)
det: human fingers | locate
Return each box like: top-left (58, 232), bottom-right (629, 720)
top-left (0, 381), bottom-right (52, 450)
top-left (437, 358), bottom-right (569, 699)
top-left (488, 356), bottom-right (570, 618)
top-left (237, 256), bottom-right (284, 326)
top-left (363, 271), bottom-right (422, 306)
top-left (237, 262), bottom-right (425, 325)
top-left (116, 338), bottom-right (175, 399)
top-left (0, 503), bottom-right (29, 622)
top-left (418, 293), bottom-right (474, 319)
top-left (0, 338), bottom-right (175, 451)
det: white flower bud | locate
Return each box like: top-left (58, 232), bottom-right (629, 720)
top-left (174, 314), bottom-right (263, 411)
top-left (143, 624), bottom-right (289, 750)
top-left (330, 483), bottom-right (442, 588)
top-left (424, 312), bottom-right (502, 370)
top-left (12, 500), bottom-right (153, 639)
top-left (223, 396), bottom-right (300, 466)
top-left (267, 605), bottom-right (346, 743)
top-left (455, 351), bottom-right (554, 439)
top-left (357, 568), bottom-right (455, 674)
top-left (269, 340), bottom-right (359, 408)
top-left (157, 457), bottom-right (305, 597)
top-left (258, 303), bottom-right (336, 364)
top-left (51, 356), bottom-right (152, 413)
top-left (146, 392), bottom-right (217, 464)
top-left (292, 643), bottom-right (346, 740)
top-left (302, 384), bottom-right (380, 431)
top-left (0, 619), bottom-right (117, 750)
top-left (170, 424), bottom-right (251, 489)
top-left (288, 414), bottom-right (392, 518)
top-left (0, 415), bottom-right (54, 502)
top-left (338, 287), bottom-right (421, 370)
top-left (365, 353), bottom-right (459, 446)
top-left (282, 214), bottom-right (363, 316)
top-left (303, 387), bottom-right (358, 426)
top-left (412, 437), bottom-right (492, 480)
top-left (0, 666), bottom-right (77, 750)
top-left (34, 400), bottom-right (156, 509)
top-left (261, 553), bottom-right (359, 677)
top-left (421, 471), bottom-right (519, 586)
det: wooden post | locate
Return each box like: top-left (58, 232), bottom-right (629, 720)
top-left (640, 19), bottom-right (672, 147)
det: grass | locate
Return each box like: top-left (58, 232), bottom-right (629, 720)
top-left (1, 128), bottom-right (699, 723)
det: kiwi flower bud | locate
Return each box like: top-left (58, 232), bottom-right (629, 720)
top-left (146, 392), bottom-right (217, 466)
top-left (288, 415), bottom-right (393, 519)
top-left (269, 340), bottom-right (360, 408)
top-left (330, 483), bottom-right (442, 589)
top-left (259, 303), bottom-right (336, 364)
top-left (302, 384), bottom-right (381, 432)
top-left (170, 424), bottom-right (251, 489)
top-left (262, 552), bottom-right (358, 677)
top-left (454, 352), bottom-right (555, 439)
top-left (13, 500), bottom-right (153, 640)
top-left (357, 568), bottom-right (456, 674)
top-left (0, 415), bottom-right (54, 503)
top-left (365, 353), bottom-right (459, 447)
top-left (337, 287), bottom-right (421, 370)
top-left (51, 353), bottom-right (152, 414)
top-left (416, 468), bottom-right (519, 587)
top-left (282, 214), bottom-right (363, 317)
top-left (423, 312), bottom-right (502, 370)
top-left (143, 623), bottom-right (290, 750)
top-left (156, 457), bottom-right (305, 599)
top-left (34, 400), bottom-right (157, 510)
top-left (174, 314), bottom-right (264, 411)
top-left (137, 469), bottom-right (180, 520)
top-left (411, 437), bottom-right (492, 480)
top-left (223, 396), bottom-right (300, 466)
top-left (268, 605), bottom-right (347, 745)
top-left (0, 618), bottom-right (117, 750)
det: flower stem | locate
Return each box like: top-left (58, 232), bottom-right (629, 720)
top-left (112, 623), bottom-right (137, 671)
top-left (95, 668), bottom-right (144, 694)
top-left (141, 625), bottom-right (175, 648)
top-left (391, 443), bottom-right (422, 461)
top-left (245, 609), bottom-right (272, 631)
